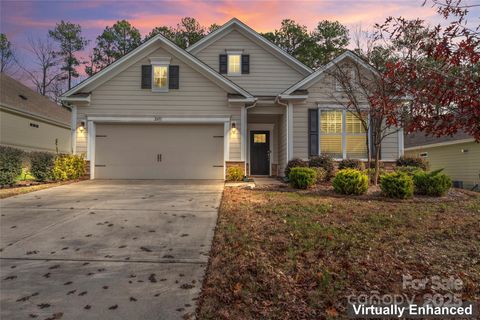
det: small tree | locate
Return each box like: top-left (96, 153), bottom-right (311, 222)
top-left (0, 33), bottom-right (15, 73)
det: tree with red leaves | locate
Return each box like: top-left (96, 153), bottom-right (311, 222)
top-left (375, 0), bottom-right (480, 141)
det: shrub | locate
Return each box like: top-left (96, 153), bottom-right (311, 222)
top-left (312, 167), bottom-right (327, 183)
top-left (338, 159), bottom-right (365, 171)
top-left (413, 169), bottom-right (452, 196)
top-left (0, 146), bottom-right (25, 186)
top-left (30, 152), bottom-right (55, 182)
top-left (380, 172), bottom-right (414, 199)
top-left (226, 166), bottom-right (244, 182)
top-left (396, 166), bottom-right (424, 176)
top-left (288, 167), bottom-right (317, 189)
top-left (309, 155), bottom-right (335, 180)
top-left (396, 156), bottom-right (429, 170)
top-left (332, 169), bottom-right (369, 195)
top-left (285, 158), bottom-right (308, 177)
top-left (53, 154), bottom-right (86, 181)
top-left (364, 168), bottom-right (387, 183)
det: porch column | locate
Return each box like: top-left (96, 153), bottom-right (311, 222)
top-left (70, 105), bottom-right (77, 154)
top-left (287, 102), bottom-right (293, 160)
top-left (240, 105), bottom-right (247, 161)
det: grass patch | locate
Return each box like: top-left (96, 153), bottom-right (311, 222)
top-left (0, 180), bottom-right (78, 199)
top-left (197, 188), bottom-right (480, 319)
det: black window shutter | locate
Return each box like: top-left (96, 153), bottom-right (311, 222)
top-left (241, 54), bottom-right (250, 74)
top-left (169, 65), bottom-right (179, 89)
top-left (308, 109), bottom-right (319, 157)
top-left (219, 54), bottom-right (227, 74)
top-left (141, 65), bottom-right (152, 89)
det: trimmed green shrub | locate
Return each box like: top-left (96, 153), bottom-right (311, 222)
top-left (226, 166), bottom-right (244, 182)
top-left (338, 159), bottom-right (365, 171)
top-left (0, 146), bottom-right (25, 186)
top-left (312, 167), bottom-right (327, 183)
top-left (285, 158), bottom-right (308, 177)
top-left (288, 167), bottom-right (317, 189)
top-left (413, 169), bottom-right (452, 196)
top-left (30, 152), bottom-right (55, 182)
top-left (309, 155), bottom-right (335, 180)
top-left (332, 169), bottom-right (369, 195)
top-left (396, 166), bottom-right (424, 176)
top-left (52, 154), bottom-right (86, 181)
top-left (396, 156), bottom-right (429, 170)
top-left (380, 172), bottom-right (414, 199)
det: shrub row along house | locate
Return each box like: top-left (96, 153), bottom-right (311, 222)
top-left (0, 73), bottom-right (71, 154)
top-left (61, 18), bottom-right (403, 180)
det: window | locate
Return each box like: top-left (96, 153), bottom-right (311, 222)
top-left (153, 65), bottom-right (168, 91)
top-left (253, 133), bottom-right (267, 143)
top-left (228, 54), bottom-right (241, 75)
top-left (319, 110), bottom-right (367, 159)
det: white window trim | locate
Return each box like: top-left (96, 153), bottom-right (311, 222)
top-left (226, 50), bottom-right (242, 76)
top-left (318, 108), bottom-right (369, 160)
top-left (150, 57), bottom-right (171, 93)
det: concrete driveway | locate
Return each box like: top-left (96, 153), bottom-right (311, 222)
top-left (0, 180), bottom-right (223, 320)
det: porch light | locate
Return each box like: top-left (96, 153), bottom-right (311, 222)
top-left (78, 121), bottom-right (85, 132)
top-left (231, 121), bottom-right (236, 129)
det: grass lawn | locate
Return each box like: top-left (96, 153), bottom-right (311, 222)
top-left (197, 187), bottom-right (480, 319)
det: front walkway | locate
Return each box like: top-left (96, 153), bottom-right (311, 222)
top-left (0, 180), bottom-right (223, 320)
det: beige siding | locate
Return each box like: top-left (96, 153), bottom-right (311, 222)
top-left (0, 109), bottom-right (71, 153)
top-left (405, 141), bottom-right (479, 189)
top-left (278, 111), bottom-right (287, 176)
top-left (75, 43), bottom-right (242, 161)
top-left (193, 30), bottom-right (304, 95)
top-left (292, 71), bottom-right (400, 160)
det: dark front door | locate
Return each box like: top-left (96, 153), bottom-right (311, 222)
top-left (250, 130), bottom-right (270, 175)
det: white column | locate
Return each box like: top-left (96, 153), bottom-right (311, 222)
top-left (240, 105), bottom-right (247, 161)
top-left (224, 121), bottom-right (230, 180)
top-left (87, 120), bottom-right (96, 179)
top-left (71, 105), bottom-right (77, 154)
top-left (287, 102), bottom-right (293, 160)
top-left (398, 127), bottom-right (404, 158)
top-left (342, 110), bottom-right (347, 159)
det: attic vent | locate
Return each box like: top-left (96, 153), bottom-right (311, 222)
top-left (19, 94), bottom-right (28, 100)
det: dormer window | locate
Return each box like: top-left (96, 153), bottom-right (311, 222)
top-left (228, 53), bottom-right (241, 76)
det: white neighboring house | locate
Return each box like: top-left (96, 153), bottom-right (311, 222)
top-left (61, 18), bottom-right (403, 180)
top-left (0, 73), bottom-right (71, 153)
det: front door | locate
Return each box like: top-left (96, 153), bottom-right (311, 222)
top-left (250, 130), bottom-right (270, 175)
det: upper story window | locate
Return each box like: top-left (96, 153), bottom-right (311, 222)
top-left (228, 54), bottom-right (241, 75)
top-left (150, 57), bottom-right (171, 92)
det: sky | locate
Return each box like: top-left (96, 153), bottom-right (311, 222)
top-left (1, 0), bottom-right (479, 86)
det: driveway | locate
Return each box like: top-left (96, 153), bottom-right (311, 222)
top-left (0, 180), bottom-right (223, 320)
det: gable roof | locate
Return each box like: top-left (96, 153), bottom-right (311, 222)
top-left (282, 51), bottom-right (378, 95)
top-left (62, 33), bottom-right (253, 99)
top-left (186, 18), bottom-right (313, 76)
top-left (1, 73), bottom-right (70, 125)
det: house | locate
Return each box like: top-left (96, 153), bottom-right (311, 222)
top-left (61, 18), bottom-right (403, 180)
top-left (0, 73), bottom-right (71, 153)
top-left (405, 132), bottom-right (479, 190)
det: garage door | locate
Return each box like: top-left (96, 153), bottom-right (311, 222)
top-left (94, 124), bottom-right (224, 179)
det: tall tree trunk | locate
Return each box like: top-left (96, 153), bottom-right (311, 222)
top-left (373, 143), bottom-right (381, 185)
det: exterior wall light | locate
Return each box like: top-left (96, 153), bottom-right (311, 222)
top-left (78, 121), bottom-right (85, 132)
top-left (231, 121), bottom-right (236, 129)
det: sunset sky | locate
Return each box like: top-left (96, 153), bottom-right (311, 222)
top-left (1, 0), bottom-right (479, 84)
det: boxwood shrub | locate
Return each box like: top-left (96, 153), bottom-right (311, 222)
top-left (226, 166), bottom-right (243, 182)
top-left (0, 146), bottom-right (25, 186)
top-left (285, 158), bottom-right (308, 177)
top-left (30, 152), bottom-right (56, 182)
top-left (413, 169), bottom-right (452, 196)
top-left (53, 154), bottom-right (86, 181)
top-left (312, 167), bottom-right (327, 183)
top-left (309, 155), bottom-right (335, 180)
top-left (288, 167), bottom-right (317, 189)
top-left (338, 159), bottom-right (365, 171)
top-left (332, 169), bottom-right (369, 195)
top-left (396, 156), bottom-right (429, 170)
top-left (380, 172), bottom-right (414, 199)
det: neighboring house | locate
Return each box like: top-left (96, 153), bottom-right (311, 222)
top-left (0, 73), bottom-right (71, 153)
top-left (405, 132), bottom-right (479, 189)
top-left (61, 18), bottom-right (403, 180)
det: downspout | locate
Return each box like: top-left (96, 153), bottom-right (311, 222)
top-left (243, 100), bottom-right (258, 176)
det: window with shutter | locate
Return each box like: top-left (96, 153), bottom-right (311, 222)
top-left (241, 54), bottom-right (250, 74)
top-left (308, 109), bottom-right (319, 157)
top-left (141, 65), bottom-right (152, 89)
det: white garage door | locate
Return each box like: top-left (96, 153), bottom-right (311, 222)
top-left (94, 124), bottom-right (224, 179)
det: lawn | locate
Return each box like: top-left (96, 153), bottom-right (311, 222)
top-left (197, 187), bottom-right (480, 319)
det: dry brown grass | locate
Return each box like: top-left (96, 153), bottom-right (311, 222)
top-left (0, 180), bottom-right (79, 199)
top-left (197, 187), bottom-right (480, 319)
